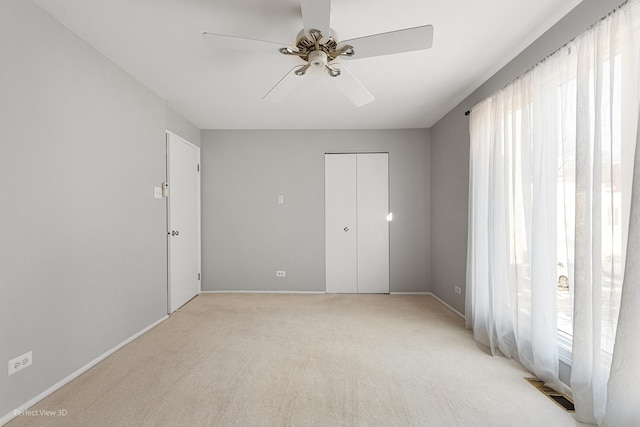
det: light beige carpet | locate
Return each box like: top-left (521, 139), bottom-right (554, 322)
top-left (8, 294), bottom-right (575, 426)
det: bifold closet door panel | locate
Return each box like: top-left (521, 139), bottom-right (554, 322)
top-left (325, 154), bottom-right (358, 293)
top-left (357, 153), bottom-right (389, 293)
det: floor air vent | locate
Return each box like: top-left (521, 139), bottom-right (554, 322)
top-left (525, 377), bottom-right (575, 412)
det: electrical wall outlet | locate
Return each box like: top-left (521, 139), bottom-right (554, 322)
top-left (8, 351), bottom-right (32, 376)
top-left (454, 286), bottom-right (462, 295)
top-left (276, 270), bottom-right (286, 278)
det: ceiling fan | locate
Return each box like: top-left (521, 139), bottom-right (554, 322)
top-left (202, 0), bottom-right (433, 107)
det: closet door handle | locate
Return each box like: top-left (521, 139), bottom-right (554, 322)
top-left (344, 227), bottom-right (349, 232)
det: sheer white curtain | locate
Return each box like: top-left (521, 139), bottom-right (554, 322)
top-left (467, 70), bottom-right (566, 394)
top-left (602, 108), bottom-right (640, 426)
top-left (467, 0), bottom-right (640, 424)
top-left (569, 5), bottom-right (640, 424)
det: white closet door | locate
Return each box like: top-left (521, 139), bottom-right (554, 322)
top-left (325, 154), bottom-right (358, 293)
top-left (357, 153), bottom-right (389, 293)
top-left (325, 153), bottom-right (389, 294)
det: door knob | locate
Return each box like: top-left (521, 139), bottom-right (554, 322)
top-left (171, 230), bottom-right (180, 236)
top-left (344, 227), bottom-right (349, 232)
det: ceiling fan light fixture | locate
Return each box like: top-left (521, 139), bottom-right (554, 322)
top-left (279, 47), bottom-right (305, 57)
top-left (326, 64), bottom-right (341, 77)
top-left (294, 64), bottom-right (311, 76)
top-left (308, 50), bottom-right (328, 68)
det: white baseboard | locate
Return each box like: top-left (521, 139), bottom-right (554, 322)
top-left (389, 292), bottom-right (431, 295)
top-left (390, 291), bottom-right (465, 319)
top-left (208, 291), bottom-right (429, 295)
top-left (427, 292), bottom-right (466, 319)
top-left (1, 315), bottom-right (168, 427)
top-left (201, 290), bottom-right (326, 294)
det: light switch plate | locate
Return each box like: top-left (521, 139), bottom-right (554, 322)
top-left (154, 187), bottom-right (163, 199)
top-left (277, 195), bottom-right (284, 205)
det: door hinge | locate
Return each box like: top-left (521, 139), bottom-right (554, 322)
top-left (198, 273), bottom-right (201, 281)
top-left (197, 163), bottom-right (200, 172)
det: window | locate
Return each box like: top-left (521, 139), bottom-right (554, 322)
top-left (552, 53), bottom-right (628, 364)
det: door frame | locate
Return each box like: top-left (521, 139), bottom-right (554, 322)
top-left (166, 131), bottom-right (201, 314)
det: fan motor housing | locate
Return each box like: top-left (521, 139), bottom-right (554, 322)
top-left (308, 50), bottom-right (328, 68)
top-left (295, 29), bottom-right (341, 62)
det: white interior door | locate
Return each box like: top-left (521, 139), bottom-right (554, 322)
top-left (167, 132), bottom-right (201, 312)
top-left (325, 154), bottom-right (358, 293)
top-left (325, 153), bottom-right (389, 294)
top-left (357, 153), bottom-right (389, 293)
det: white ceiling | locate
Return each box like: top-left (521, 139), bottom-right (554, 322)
top-left (33, 0), bottom-right (583, 130)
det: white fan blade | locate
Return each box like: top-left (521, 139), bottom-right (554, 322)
top-left (203, 32), bottom-right (291, 54)
top-left (330, 64), bottom-right (374, 107)
top-left (263, 66), bottom-right (306, 102)
top-left (300, 0), bottom-right (331, 41)
top-left (339, 25), bottom-right (433, 60)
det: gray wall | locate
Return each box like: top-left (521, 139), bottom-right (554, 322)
top-left (0, 0), bottom-right (168, 419)
top-left (201, 129), bottom-right (430, 293)
top-left (166, 106), bottom-right (201, 147)
top-left (429, 0), bottom-right (627, 314)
